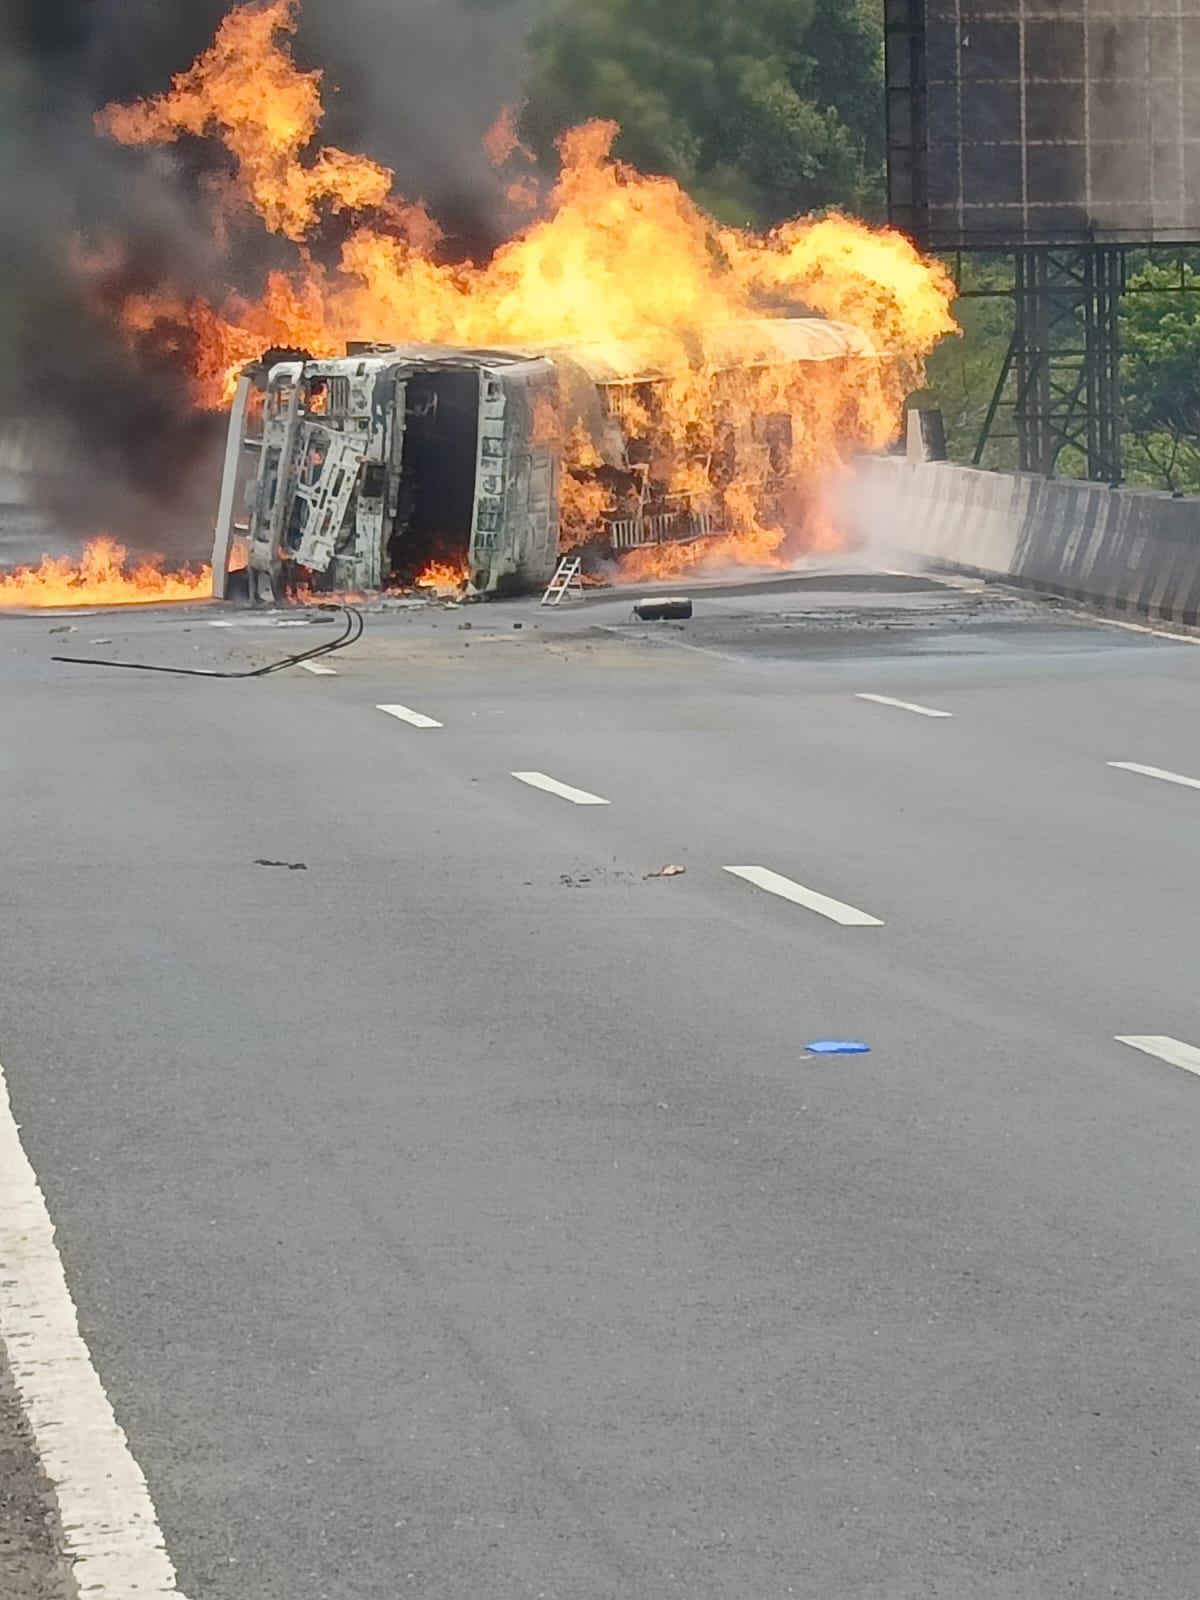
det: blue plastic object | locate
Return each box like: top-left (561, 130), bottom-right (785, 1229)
top-left (806, 1040), bottom-right (871, 1055)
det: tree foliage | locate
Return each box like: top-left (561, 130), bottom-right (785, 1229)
top-left (521, 0), bottom-right (884, 227)
top-left (1120, 263), bottom-right (1200, 491)
top-left (916, 257), bottom-right (1016, 470)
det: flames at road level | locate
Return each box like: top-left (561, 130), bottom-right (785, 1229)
top-left (84, 0), bottom-right (958, 584)
top-left (0, 540), bottom-right (213, 609)
top-left (414, 560), bottom-right (469, 595)
top-left (0, 544), bottom-right (470, 609)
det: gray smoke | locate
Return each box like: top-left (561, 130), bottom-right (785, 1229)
top-left (309, 0), bottom-right (547, 255)
top-left (0, 0), bottom-right (544, 560)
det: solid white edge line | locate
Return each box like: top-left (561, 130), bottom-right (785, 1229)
top-left (1107, 760), bottom-right (1200, 792)
top-left (855, 692), bottom-right (952, 719)
top-left (1115, 1035), bottom-right (1200, 1077)
top-left (724, 866), bottom-right (884, 926)
top-left (0, 1058), bottom-right (185, 1597)
top-left (878, 573), bottom-right (1195, 631)
top-left (511, 771), bottom-right (611, 806)
top-left (300, 661), bottom-right (337, 676)
top-left (377, 703), bottom-right (443, 729)
top-left (879, 568), bottom-right (984, 593)
top-left (1089, 616), bottom-right (1200, 643)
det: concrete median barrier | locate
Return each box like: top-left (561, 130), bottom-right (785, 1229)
top-left (847, 457), bottom-right (1200, 624)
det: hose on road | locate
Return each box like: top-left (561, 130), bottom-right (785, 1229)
top-left (52, 604), bottom-right (364, 678)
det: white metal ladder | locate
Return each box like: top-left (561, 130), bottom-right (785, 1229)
top-left (541, 555), bottom-right (583, 606)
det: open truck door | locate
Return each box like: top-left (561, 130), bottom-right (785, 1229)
top-left (469, 361), bottom-right (561, 595)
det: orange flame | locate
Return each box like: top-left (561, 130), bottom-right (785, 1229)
top-left (0, 539), bottom-right (213, 609)
top-left (483, 105), bottom-right (540, 215)
top-left (482, 105), bottom-right (534, 171)
top-left (414, 559), bottom-right (468, 593)
top-left (91, 0), bottom-right (957, 578)
top-left (97, 0), bottom-right (394, 241)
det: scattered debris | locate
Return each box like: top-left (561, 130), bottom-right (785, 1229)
top-left (551, 864), bottom-right (638, 888)
top-left (806, 1040), bottom-right (871, 1055)
top-left (513, 621), bottom-right (524, 630)
top-left (254, 859), bottom-right (308, 871)
top-left (89, 638), bottom-right (114, 646)
top-left (48, 624), bottom-right (74, 635)
top-left (645, 864), bottom-right (687, 878)
top-left (633, 597), bottom-right (693, 622)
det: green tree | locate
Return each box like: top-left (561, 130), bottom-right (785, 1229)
top-left (1120, 263), bottom-right (1200, 492)
top-left (788, 0), bottom-right (885, 213)
top-left (914, 257), bottom-right (1016, 469)
top-left (521, 0), bottom-right (883, 227)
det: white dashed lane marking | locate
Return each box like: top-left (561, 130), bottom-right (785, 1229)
top-left (512, 771), bottom-right (610, 806)
top-left (377, 703), bottom-right (443, 729)
top-left (1115, 1035), bottom-right (1200, 1078)
top-left (724, 866), bottom-right (884, 926)
top-left (856, 692), bottom-right (952, 719)
top-left (1108, 761), bottom-right (1200, 792)
top-left (0, 1056), bottom-right (185, 1597)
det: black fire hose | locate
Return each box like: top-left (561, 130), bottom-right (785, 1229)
top-left (52, 604), bottom-right (364, 678)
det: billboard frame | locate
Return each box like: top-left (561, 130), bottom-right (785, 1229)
top-left (886, 0), bottom-right (1200, 254)
top-left (885, 0), bottom-right (1200, 480)
top-left (970, 247), bottom-right (1124, 480)
top-left (885, 0), bottom-right (928, 250)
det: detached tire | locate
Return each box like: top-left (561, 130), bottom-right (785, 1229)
top-left (633, 597), bottom-right (692, 621)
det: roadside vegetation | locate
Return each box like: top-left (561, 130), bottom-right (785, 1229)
top-left (522, 0), bottom-right (885, 228)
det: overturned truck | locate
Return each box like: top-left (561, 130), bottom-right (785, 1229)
top-left (211, 318), bottom-right (877, 602)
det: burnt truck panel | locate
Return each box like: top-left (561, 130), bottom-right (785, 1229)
top-left (212, 319), bottom-right (875, 602)
top-left (471, 362), bottom-right (561, 593)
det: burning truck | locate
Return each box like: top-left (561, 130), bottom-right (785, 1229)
top-left (0, 3), bottom-right (957, 611)
top-left (212, 316), bottom-right (878, 603)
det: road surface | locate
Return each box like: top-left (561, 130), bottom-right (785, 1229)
top-left (1, 568), bottom-right (1199, 1599)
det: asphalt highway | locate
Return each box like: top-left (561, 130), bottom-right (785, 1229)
top-left (2, 568), bottom-right (1199, 1598)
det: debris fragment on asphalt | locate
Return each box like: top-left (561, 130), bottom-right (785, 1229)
top-left (806, 1040), bottom-right (871, 1055)
top-left (645, 864), bottom-right (687, 878)
top-left (254, 859), bottom-right (308, 871)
